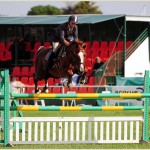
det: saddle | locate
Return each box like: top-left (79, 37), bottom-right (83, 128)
top-left (45, 46), bottom-right (66, 71)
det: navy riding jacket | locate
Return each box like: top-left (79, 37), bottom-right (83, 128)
top-left (56, 22), bottom-right (78, 45)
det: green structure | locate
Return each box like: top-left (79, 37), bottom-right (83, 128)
top-left (0, 70), bottom-right (10, 146)
top-left (0, 69), bottom-right (150, 146)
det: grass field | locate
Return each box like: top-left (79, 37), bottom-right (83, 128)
top-left (0, 109), bottom-right (150, 149)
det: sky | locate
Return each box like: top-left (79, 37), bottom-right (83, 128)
top-left (0, 1), bottom-right (150, 16)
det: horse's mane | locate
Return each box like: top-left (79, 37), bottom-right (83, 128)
top-left (67, 40), bottom-right (86, 55)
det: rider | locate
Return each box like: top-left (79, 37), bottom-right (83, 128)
top-left (46, 15), bottom-right (79, 71)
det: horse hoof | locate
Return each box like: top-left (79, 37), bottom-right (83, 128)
top-left (37, 90), bottom-right (41, 93)
top-left (45, 89), bottom-right (49, 93)
top-left (35, 89), bottom-right (41, 93)
top-left (79, 77), bottom-right (86, 84)
top-left (41, 89), bottom-right (49, 93)
top-left (41, 87), bottom-right (49, 93)
top-left (80, 79), bottom-right (86, 84)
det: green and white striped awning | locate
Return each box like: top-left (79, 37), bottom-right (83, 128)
top-left (0, 14), bottom-right (124, 25)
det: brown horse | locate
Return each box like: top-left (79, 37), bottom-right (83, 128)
top-left (34, 40), bottom-right (87, 93)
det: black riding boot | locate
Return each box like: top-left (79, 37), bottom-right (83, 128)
top-left (46, 52), bottom-right (55, 72)
top-left (54, 46), bottom-right (61, 58)
top-left (61, 46), bottom-right (66, 57)
top-left (56, 46), bottom-right (66, 58)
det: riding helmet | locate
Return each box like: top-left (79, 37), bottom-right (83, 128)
top-left (68, 15), bottom-right (78, 24)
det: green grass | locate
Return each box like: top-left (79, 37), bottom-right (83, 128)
top-left (0, 109), bottom-right (150, 149)
top-left (17, 110), bottom-right (144, 117)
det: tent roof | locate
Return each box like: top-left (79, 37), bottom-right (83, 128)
top-left (0, 14), bottom-right (124, 25)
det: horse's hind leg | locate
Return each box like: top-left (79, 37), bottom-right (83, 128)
top-left (34, 76), bottom-right (40, 93)
top-left (41, 78), bottom-right (49, 93)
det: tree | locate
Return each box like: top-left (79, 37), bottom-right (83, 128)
top-left (27, 5), bottom-right (62, 15)
top-left (62, 1), bottom-right (102, 14)
top-left (62, 6), bottom-right (75, 15)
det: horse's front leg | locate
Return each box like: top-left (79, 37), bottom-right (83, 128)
top-left (78, 70), bottom-right (88, 85)
top-left (41, 78), bottom-right (49, 93)
top-left (67, 76), bottom-right (73, 87)
top-left (63, 69), bottom-right (73, 87)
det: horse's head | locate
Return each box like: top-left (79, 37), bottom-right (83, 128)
top-left (66, 40), bottom-right (86, 75)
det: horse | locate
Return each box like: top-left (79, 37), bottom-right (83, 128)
top-left (34, 40), bottom-right (87, 93)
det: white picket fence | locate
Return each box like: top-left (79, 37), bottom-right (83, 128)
top-left (4, 116), bottom-right (143, 144)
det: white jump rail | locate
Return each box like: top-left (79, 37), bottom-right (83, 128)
top-left (4, 116), bottom-right (143, 144)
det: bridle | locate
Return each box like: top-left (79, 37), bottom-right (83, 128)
top-left (69, 44), bottom-right (85, 74)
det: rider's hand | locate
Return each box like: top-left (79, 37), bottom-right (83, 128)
top-left (64, 40), bottom-right (70, 46)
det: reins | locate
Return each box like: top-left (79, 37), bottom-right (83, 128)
top-left (69, 43), bottom-right (82, 71)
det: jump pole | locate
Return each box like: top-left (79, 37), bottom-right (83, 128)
top-left (11, 92), bottom-right (150, 99)
top-left (0, 105), bottom-right (144, 111)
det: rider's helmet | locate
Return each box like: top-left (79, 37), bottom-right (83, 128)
top-left (68, 15), bottom-right (78, 24)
